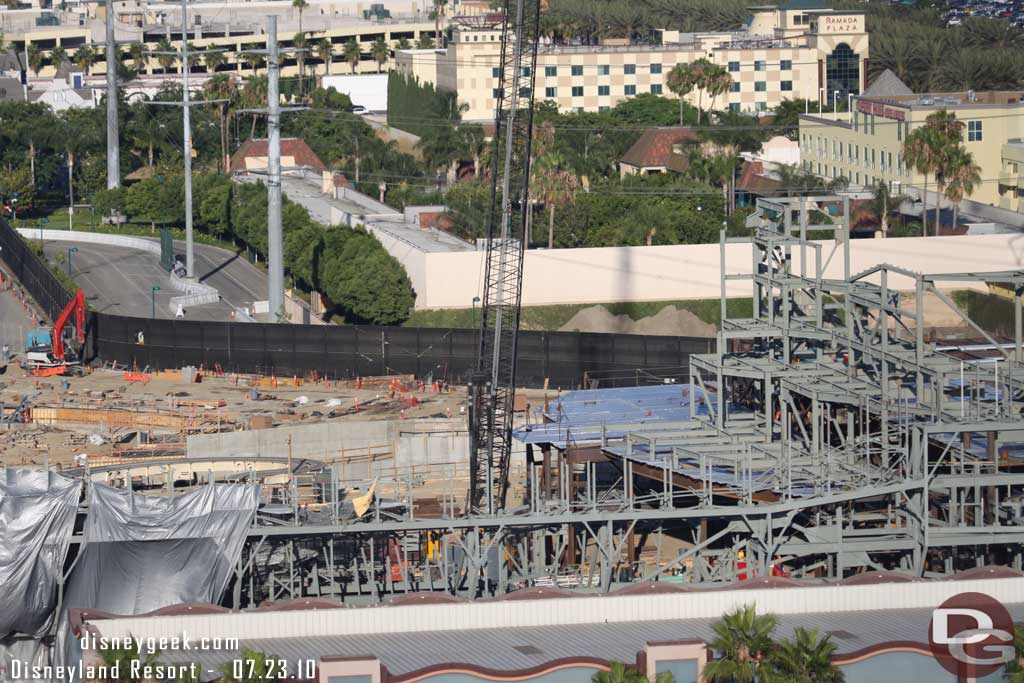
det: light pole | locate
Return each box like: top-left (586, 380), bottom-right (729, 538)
top-left (818, 87), bottom-right (824, 114)
top-left (471, 296), bottom-right (480, 327)
top-left (833, 90), bottom-right (839, 113)
top-left (9, 194), bottom-right (17, 226)
top-left (66, 247), bottom-right (78, 276)
top-left (151, 286), bottom-right (160, 319)
top-left (848, 92), bottom-right (854, 115)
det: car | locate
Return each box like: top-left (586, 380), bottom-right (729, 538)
top-left (1, 203), bottom-right (33, 216)
top-left (351, 105), bottom-right (367, 114)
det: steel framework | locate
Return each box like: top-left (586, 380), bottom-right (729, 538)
top-left (54, 196), bottom-right (1024, 606)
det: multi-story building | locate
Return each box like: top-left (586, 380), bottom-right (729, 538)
top-left (799, 88), bottom-right (1024, 211)
top-left (395, 0), bottom-right (869, 121)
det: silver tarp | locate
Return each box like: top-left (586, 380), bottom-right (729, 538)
top-left (64, 482), bottom-right (260, 615)
top-left (0, 470), bottom-right (79, 639)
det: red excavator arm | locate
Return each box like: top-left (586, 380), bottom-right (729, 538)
top-left (51, 289), bottom-right (85, 362)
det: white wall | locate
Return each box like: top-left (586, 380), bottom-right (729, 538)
top-left (411, 234), bottom-right (1024, 309)
top-left (322, 73), bottom-right (389, 112)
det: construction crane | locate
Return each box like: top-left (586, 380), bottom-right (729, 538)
top-left (467, 0), bottom-right (542, 515)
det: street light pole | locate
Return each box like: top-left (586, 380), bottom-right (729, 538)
top-left (833, 90), bottom-right (839, 112)
top-left (151, 285), bottom-right (160, 319)
top-left (67, 247), bottom-right (78, 276)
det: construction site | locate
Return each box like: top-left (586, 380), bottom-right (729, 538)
top-left (3, 0), bottom-right (1024, 674)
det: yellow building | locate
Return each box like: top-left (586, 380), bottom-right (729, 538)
top-left (395, 0), bottom-right (869, 121)
top-left (799, 88), bottom-right (1024, 211)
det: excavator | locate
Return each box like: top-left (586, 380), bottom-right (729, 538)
top-left (23, 288), bottom-right (86, 376)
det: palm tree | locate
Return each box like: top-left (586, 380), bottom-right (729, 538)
top-left (242, 51), bottom-right (263, 75)
top-left (242, 75), bottom-right (268, 137)
top-left (343, 38), bottom-right (361, 73)
top-left (925, 110), bottom-right (964, 230)
top-left (130, 110), bottom-right (164, 168)
top-left (432, 0), bottom-right (447, 48)
top-left (963, 16), bottom-right (1024, 50)
top-left (128, 41), bottom-right (146, 73)
top-left (666, 63), bottom-right (695, 125)
top-left (868, 180), bottom-right (907, 237)
top-left (416, 33), bottom-right (435, 49)
top-left (1005, 622), bottom-right (1024, 683)
top-left (205, 73), bottom-right (238, 171)
top-left (96, 640), bottom-right (162, 682)
top-left (591, 661), bottom-right (670, 683)
top-left (704, 64), bottom-right (732, 117)
top-left (533, 150), bottom-right (580, 248)
top-left (943, 145), bottom-right (982, 231)
top-left (204, 49), bottom-right (225, 73)
top-left (395, 36), bottom-right (411, 50)
top-left (156, 37), bottom-right (175, 73)
top-left (316, 38), bottom-right (333, 78)
top-left (72, 44), bottom-right (96, 75)
top-left (26, 43), bottom-right (43, 76)
top-left (370, 36), bottom-right (388, 73)
top-left (902, 127), bottom-right (938, 236)
top-left (292, 0), bottom-right (309, 35)
top-left (182, 42), bottom-right (200, 71)
top-left (49, 45), bottom-right (67, 70)
top-left (703, 605), bottom-right (779, 683)
top-left (459, 124), bottom-right (487, 177)
top-left (293, 32), bottom-right (309, 93)
top-left (767, 627), bottom-right (844, 683)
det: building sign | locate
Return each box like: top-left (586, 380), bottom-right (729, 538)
top-left (858, 99), bottom-right (906, 121)
top-left (819, 14), bottom-right (864, 34)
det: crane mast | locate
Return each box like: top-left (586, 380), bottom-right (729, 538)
top-left (467, 0), bottom-right (542, 515)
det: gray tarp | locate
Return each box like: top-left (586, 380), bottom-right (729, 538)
top-left (64, 482), bottom-right (261, 615)
top-left (0, 470), bottom-right (79, 639)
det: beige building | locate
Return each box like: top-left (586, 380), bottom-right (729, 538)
top-left (395, 0), bottom-right (869, 121)
top-left (799, 88), bottom-right (1024, 212)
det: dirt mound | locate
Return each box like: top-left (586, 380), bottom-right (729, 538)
top-left (559, 305), bottom-right (716, 337)
top-left (632, 306), bottom-right (717, 337)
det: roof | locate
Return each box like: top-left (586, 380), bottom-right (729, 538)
top-left (0, 49), bottom-right (24, 73)
top-left (736, 160), bottom-right (784, 195)
top-left (53, 59), bottom-right (78, 81)
top-left (620, 127), bottom-right (698, 169)
top-left (125, 165), bottom-right (157, 181)
top-left (229, 138), bottom-right (327, 173)
top-left (0, 77), bottom-right (25, 102)
top-left (779, 0), bottom-right (830, 9)
top-left (863, 69), bottom-right (914, 98)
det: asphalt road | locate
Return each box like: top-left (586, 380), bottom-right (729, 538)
top-left (0, 275), bottom-right (42, 354)
top-left (42, 239), bottom-right (270, 321)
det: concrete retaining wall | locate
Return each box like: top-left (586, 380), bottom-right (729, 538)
top-left (16, 229), bottom-right (161, 255)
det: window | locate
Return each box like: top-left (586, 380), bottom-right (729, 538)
top-left (863, 145), bottom-right (868, 166)
top-left (730, 82), bottom-right (740, 92)
top-left (755, 81), bottom-right (766, 92)
top-left (854, 172), bottom-right (859, 185)
top-left (520, 66), bottom-right (530, 77)
top-left (599, 105), bottom-right (609, 112)
top-left (492, 88), bottom-right (502, 99)
top-left (545, 87), bottom-right (557, 98)
top-left (755, 101), bottom-right (767, 112)
top-left (853, 145), bottom-right (859, 162)
top-left (597, 64), bottom-right (609, 76)
top-left (624, 64), bottom-right (636, 75)
top-left (598, 85), bottom-right (610, 96)
top-left (853, 111), bottom-right (858, 131)
top-left (650, 83), bottom-right (662, 94)
top-left (831, 140), bottom-right (836, 160)
top-left (544, 66), bottom-right (557, 77)
top-left (729, 102), bottom-right (740, 112)
top-left (870, 114), bottom-right (876, 135)
top-left (728, 61), bottom-right (740, 72)
top-left (492, 67), bottom-right (501, 78)
top-left (571, 65), bottom-right (583, 76)
top-left (780, 59), bottom-right (792, 70)
top-left (826, 42), bottom-right (860, 101)
top-left (650, 63), bottom-right (662, 74)
top-left (781, 80), bottom-right (792, 92)
top-left (754, 60), bottom-right (766, 71)
top-left (968, 120), bottom-right (983, 142)
top-left (571, 85), bottom-right (583, 97)
top-left (887, 151), bottom-right (893, 172)
top-left (871, 148), bottom-right (876, 169)
top-left (624, 84), bottom-right (636, 95)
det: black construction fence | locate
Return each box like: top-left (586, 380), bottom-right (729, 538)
top-left (0, 217), bottom-right (713, 388)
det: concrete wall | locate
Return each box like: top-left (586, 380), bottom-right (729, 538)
top-left (322, 74), bottom-right (389, 112)
top-left (186, 418), bottom-right (468, 465)
top-left (412, 234), bottom-right (1024, 309)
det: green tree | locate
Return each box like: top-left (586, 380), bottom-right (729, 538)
top-left (432, 0), bottom-right (447, 47)
top-left (665, 62), bottom-right (696, 126)
top-left (292, 32), bottom-right (309, 94)
top-left (50, 45), bottom-right (67, 69)
top-left (204, 73), bottom-right (239, 171)
top-left (395, 36), bottom-right (411, 50)
top-left (592, 661), bottom-right (670, 683)
top-left (703, 605), bottom-right (778, 683)
top-left (942, 145), bottom-right (982, 231)
top-left (767, 627), bottom-right (844, 683)
top-left (1005, 622), bottom-right (1024, 683)
top-left (242, 75), bottom-right (268, 137)
top-left (0, 164), bottom-right (35, 210)
top-left (155, 37), bottom-right (175, 73)
top-left (902, 126), bottom-right (938, 236)
top-left (371, 36), bottom-right (389, 73)
top-left (94, 637), bottom-right (162, 682)
top-left (343, 38), bottom-right (361, 73)
top-left (416, 33), bottom-right (435, 49)
top-left (317, 38), bottom-right (333, 77)
top-left (242, 51), bottom-right (263, 75)
top-left (532, 149), bottom-right (579, 248)
top-left (72, 44), bottom-right (96, 75)
top-left (26, 43), bottom-right (43, 76)
top-left (128, 41), bottom-right (146, 73)
top-left (204, 49), bottom-right (225, 73)
top-left (292, 0), bottom-right (309, 34)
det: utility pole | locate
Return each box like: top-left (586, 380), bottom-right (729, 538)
top-left (105, 0), bottom-right (120, 189)
top-left (266, 15), bottom-right (283, 321)
top-left (181, 0), bottom-right (195, 278)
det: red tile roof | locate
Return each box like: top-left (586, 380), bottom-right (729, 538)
top-left (229, 137), bottom-right (327, 173)
top-left (736, 160), bottom-right (783, 195)
top-left (620, 127), bottom-right (698, 169)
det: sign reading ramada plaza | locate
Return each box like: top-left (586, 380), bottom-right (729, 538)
top-left (821, 14), bottom-right (863, 32)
